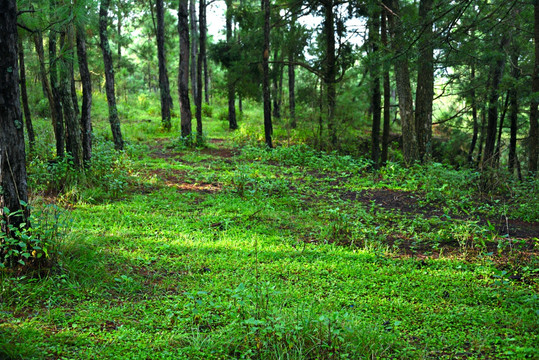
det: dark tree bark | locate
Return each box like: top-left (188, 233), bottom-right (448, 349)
top-left (76, 24), bottom-right (93, 166)
top-left (494, 92), bottom-right (510, 167)
top-left (415, 0), bottom-right (434, 163)
top-left (262, 0), bottom-right (273, 148)
top-left (0, 0), bottom-right (29, 231)
top-left (387, 0), bottom-right (418, 164)
top-left (59, 27), bottom-right (82, 169)
top-left (468, 63), bottom-right (479, 165)
top-left (529, 0), bottom-right (539, 175)
top-left (477, 106), bottom-right (486, 165)
top-left (381, 9), bottom-right (390, 165)
top-left (195, 0), bottom-right (205, 140)
top-left (49, 19), bottom-right (65, 159)
top-left (226, 0), bottom-right (238, 130)
top-left (483, 35), bottom-right (508, 169)
top-left (323, 0), bottom-right (337, 148)
top-left (18, 37), bottom-right (35, 152)
top-left (369, 9), bottom-right (381, 168)
top-left (33, 31), bottom-right (57, 128)
top-left (156, 0), bottom-right (173, 131)
top-left (508, 40), bottom-right (519, 176)
top-left (178, 0), bottom-right (192, 138)
top-left (99, 0), bottom-right (124, 151)
top-left (272, 48), bottom-right (283, 120)
top-left (189, 0), bottom-right (198, 101)
top-left (70, 57), bottom-right (79, 121)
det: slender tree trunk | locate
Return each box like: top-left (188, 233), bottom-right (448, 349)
top-left (288, 54), bottom-right (296, 129)
top-left (387, 0), bottom-right (418, 164)
top-left (189, 0), bottom-right (198, 101)
top-left (508, 41), bottom-right (519, 175)
top-left (262, 0), bottom-right (272, 148)
top-left (0, 0), bottom-right (30, 232)
top-left (33, 32), bottom-right (57, 128)
top-left (323, 0), bottom-right (337, 148)
top-left (178, 0), bottom-right (192, 138)
top-left (483, 35), bottom-right (508, 169)
top-left (156, 0), bottom-right (173, 131)
top-left (370, 9), bottom-right (381, 168)
top-left (99, 0), bottom-right (124, 150)
top-left (381, 9), bottom-right (390, 165)
top-left (529, 0), bottom-right (539, 175)
top-left (195, 0), bottom-right (205, 140)
top-left (18, 38), bottom-right (35, 152)
top-left (49, 20), bottom-right (65, 159)
top-left (272, 48), bottom-right (283, 119)
top-left (494, 92), bottom-right (510, 167)
top-left (226, 0), bottom-right (237, 130)
top-left (415, 0), bottom-right (434, 162)
top-left (76, 23), bottom-right (93, 166)
top-left (477, 106), bottom-right (486, 166)
top-left (468, 63), bottom-right (479, 165)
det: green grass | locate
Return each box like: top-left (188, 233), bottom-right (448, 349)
top-left (1, 96), bottom-right (538, 359)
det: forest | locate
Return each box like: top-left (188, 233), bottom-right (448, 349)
top-left (0, 0), bottom-right (538, 358)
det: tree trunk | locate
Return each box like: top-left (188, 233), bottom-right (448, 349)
top-left (477, 106), bottom-right (486, 166)
top-left (323, 0), bottom-right (337, 148)
top-left (468, 63), bottom-right (478, 165)
top-left (415, 0), bottom-right (434, 163)
top-left (195, 0), bottom-right (205, 140)
top-left (529, 0), bottom-right (539, 175)
top-left (226, 0), bottom-right (238, 130)
top-left (59, 27), bottom-right (82, 169)
top-left (262, 0), bottom-right (272, 148)
top-left (483, 35), bottom-right (508, 169)
top-left (49, 20), bottom-right (65, 159)
top-left (178, 0), bottom-right (192, 138)
top-left (494, 92), bottom-right (509, 167)
top-left (189, 0), bottom-right (198, 101)
top-left (33, 31), bottom-right (57, 129)
top-left (0, 0), bottom-right (30, 232)
top-left (272, 48), bottom-right (283, 120)
top-left (18, 37), bottom-right (35, 152)
top-left (387, 0), bottom-right (418, 164)
top-left (76, 23), bottom-right (93, 166)
top-left (508, 50), bottom-right (519, 176)
top-left (370, 9), bottom-right (381, 168)
top-left (381, 9), bottom-right (390, 165)
top-left (156, 0), bottom-right (173, 131)
top-left (99, 0), bottom-right (124, 151)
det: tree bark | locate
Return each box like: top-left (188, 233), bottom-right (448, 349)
top-left (508, 49), bottom-right (519, 176)
top-left (32, 31), bottom-right (57, 129)
top-left (0, 0), bottom-right (30, 232)
top-left (272, 48), bottom-right (283, 120)
top-left (415, 0), bottom-right (434, 162)
top-left (178, 0), bottom-right (192, 138)
top-left (468, 63), bottom-right (479, 165)
top-left (195, 0), bottom-right (205, 140)
top-left (76, 23), bottom-right (93, 166)
top-left (323, 0), bottom-right (337, 148)
top-left (370, 9), bottom-right (381, 168)
top-left (387, 0), bottom-right (418, 164)
top-left (99, 0), bottom-right (124, 151)
top-left (59, 27), bottom-right (82, 169)
top-left (226, 0), bottom-right (238, 130)
top-left (381, 9), bottom-right (390, 165)
top-left (156, 0), bottom-right (173, 131)
top-left (18, 37), bottom-right (35, 152)
top-left (529, 0), bottom-right (539, 175)
top-left (483, 35), bottom-right (508, 169)
top-left (189, 0), bottom-right (198, 101)
top-left (262, 0), bottom-right (273, 148)
top-left (49, 18), bottom-right (65, 159)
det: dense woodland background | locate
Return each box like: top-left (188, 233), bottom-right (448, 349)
top-left (1, 0), bottom-right (539, 358)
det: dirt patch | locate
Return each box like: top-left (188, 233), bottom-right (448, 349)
top-left (200, 147), bottom-right (238, 159)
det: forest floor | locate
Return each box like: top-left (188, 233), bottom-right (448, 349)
top-left (1, 115), bottom-right (538, 359)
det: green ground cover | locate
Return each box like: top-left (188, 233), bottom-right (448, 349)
top-left (1, 98), bottom-right (538, 359)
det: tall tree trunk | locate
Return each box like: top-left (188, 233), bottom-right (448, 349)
top-left (468, 63), bottom-right (479, 165)
top-left (18, 37), bottom-right (35, 152)
top-left (59, 27), bottom-right (82, 169)
top-left (415, 0), bottom-right (434, 162)
top-left (477, 106), bottom-right (486, 166)
top-left (226, 0), bottom-right (237, 130)
top-left (178, 0), bottom-right (192, 138)
top-left (0, 0), bottom-right (30, 232)
top-left (262, 0), bottom-right (272, 148)
top-left (195, 0), bottom-right (205, 140)
top-left (156, 0), bottom-right (173, 131)
top-left (323, 0), bottom-right (337, 148)
top-left (529, 0), bottom-right (539, 175)
top-left (200, 0), bottom-right (209, 105)
top-left (49, 19), bottom-right (65, 159)
top-left (387, 0), bottom-right (418, 164)
top-left (494, 92), bottom-right (510, 167)
top-left (76, 23), bottom-right (93, 166)
top-left (272, 48), bottom-right (283, 119)
top-left (189, 0), bottom-right (198, 101)
top-left (508, 54), bottom-right (519, 176)
top-left (381, 9), bottom-right (390, 165)
top-left (33, 31), bottom-right (57, 129)
top-left (99, 0), bottom-right (124, 150)
top-left (483, 35), bottom-right (508, 169)
top-left (370, 9), bottom-right (381, 168)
